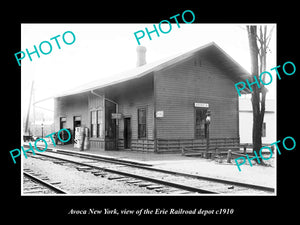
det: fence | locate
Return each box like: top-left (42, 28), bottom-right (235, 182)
top-left (157, 137), bottom-right (240, 153)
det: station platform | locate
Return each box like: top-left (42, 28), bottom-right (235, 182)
top-left (52, 143), bottom-right (190, 162)
top-left (27, 142), bottom-right (276, 190)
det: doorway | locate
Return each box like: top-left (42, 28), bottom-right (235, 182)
top-left (73, 116), bottom-right (81, 129)
top-left (105, 100), bottom-right (117, 150)
top-left (73, 116), bottom-right (81, 143)
top-left (60, 117), bottom-right (66, 129)
top-left (195, 108), bottom-right (208, 139)
top-left (124, 117), bottom-right (131, 149)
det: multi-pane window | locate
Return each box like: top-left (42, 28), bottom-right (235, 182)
top-left (91, 111), bottom-right (97, 138)
top-left (195, 108), bottom-right (207, 139)
top-left (138, 108), bottom-right (146, 139)
top-left (91, 109), bottom-right (103, 138)
top-left (97, 110), bottom-right (102, 138)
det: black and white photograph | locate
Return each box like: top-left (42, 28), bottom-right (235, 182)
top-left (4, 5), bottom-right (298, 221)
top-left (20, 23), bottom-right (277, 196)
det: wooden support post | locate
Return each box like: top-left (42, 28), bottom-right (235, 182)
top-left (227, 150), bottom-right (232, 163)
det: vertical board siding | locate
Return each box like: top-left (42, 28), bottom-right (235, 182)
top-left (156, 137), bottom-right (239, 153)
top-left (113, 75), bottom-right (155, 151)
top-left (88, 93), bottom-right (105, 149)
top-left (88, 92), bottom-right (105, 139)
top-left (54, 93), bottom-right (106, 150)
top-left (155, 55), bottom-right (239, 140)
top-left (54, 94), bottom-right (89, 133)
top-left (131, 139), bottom-right (155, 151)
top-left (88, 92), bottom-right (104, 110)
top-left (54, 51), bottom-right (241, 153)
top-left (118, 139), bottom-right (155, 151)
top-left (90, 140), bottom-right (105, 149)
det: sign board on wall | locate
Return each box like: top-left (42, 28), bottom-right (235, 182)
top-left (156, 111), bottom-right (164, 118)
top-left (111, 113), bottom-right (122, 119)
top-left (194, 103), bottom-right (209, 108)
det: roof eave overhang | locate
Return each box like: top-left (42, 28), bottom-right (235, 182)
top-left (54, 42), bottom-right (253, 98)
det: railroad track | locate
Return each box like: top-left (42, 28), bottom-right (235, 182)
top-left (26, 153), bottom-right (213, 194)
top-left (23, 170), bottom-right (67, 194)
top-left (25, 149), bottom-right (275, 195)
top-left (53, 149), bottom-right (275, 193)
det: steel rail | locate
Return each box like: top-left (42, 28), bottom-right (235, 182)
top-left (28, 153), bottom-right (218, 194)
top-left (23, 171), bottom-right (68, 194)
top-left (41, 149), bottom-right (275, 193)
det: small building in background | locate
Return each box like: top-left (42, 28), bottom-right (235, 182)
top-left (239, 96), bottom-right (276, 144)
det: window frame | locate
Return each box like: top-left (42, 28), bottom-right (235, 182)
top-left (137, 107), bottom-right (147, 139)
top-left (90, 109), bottom-right (103, 138)
top-left (194, 108), bottom-right (208, 139)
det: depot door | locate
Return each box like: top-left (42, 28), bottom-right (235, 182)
top-left (60, 117), bottom-right (66, 129)
top-left (124, 118), bottom-right (131, 149)
top-left (73, 116), bottom-right (81, 143)
top-left (105, 100), bottom-right (116, 150)
top-left (195, 108), bottom-right (208, 139)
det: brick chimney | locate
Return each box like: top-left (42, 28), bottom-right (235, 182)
top-left (136, 46), bottom-right (146, 67)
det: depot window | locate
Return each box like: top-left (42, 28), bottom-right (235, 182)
top-left (91, 109), bottom-right (103, 138)
top-left (138, 108), bottom-right (146, 139)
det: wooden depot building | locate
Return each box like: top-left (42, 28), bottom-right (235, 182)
top-left (54, 42), bottom-right (250, 152)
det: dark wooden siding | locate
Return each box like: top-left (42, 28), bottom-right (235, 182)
top-left (54, 93), bottom-right (89, 134)
top-left (157, 137), bottom-right (239, 153)
top-left (154, 55), bottom-right (239, 140)
top-left (110, 74), bottom-right (155, 151)
top-left (88, 92), bottom-right (105, 150)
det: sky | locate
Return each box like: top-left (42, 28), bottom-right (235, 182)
top-left (21, 23), bottom-right (277, 120)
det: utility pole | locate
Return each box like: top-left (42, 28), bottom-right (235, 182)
top-left (25, 81), bottom-right (34, 135)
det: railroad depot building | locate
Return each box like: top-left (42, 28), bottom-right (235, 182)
top-left (54, 42), bottom-right (250, 152)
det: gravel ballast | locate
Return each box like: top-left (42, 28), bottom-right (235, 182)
top-left (23, 157), bottom-right (159, 195)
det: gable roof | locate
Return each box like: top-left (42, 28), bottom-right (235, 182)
top-left (55, 42), bottom-right (251, 98)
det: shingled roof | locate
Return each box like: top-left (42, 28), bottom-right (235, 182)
top-left (54, 42), bottom-right (251, 98)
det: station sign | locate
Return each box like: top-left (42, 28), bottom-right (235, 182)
top-left (111, 113), bottom-right (122, 119)
top-left (156, 111), bottom-right (164, 118)
top-left (194, 102), bottom-right (209, 108)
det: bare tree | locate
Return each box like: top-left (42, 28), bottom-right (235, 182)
top-left (246, 25), bottom-right (274, 158)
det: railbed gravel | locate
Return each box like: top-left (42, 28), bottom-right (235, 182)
top-left (23, 157), bottom-right (159, 195)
